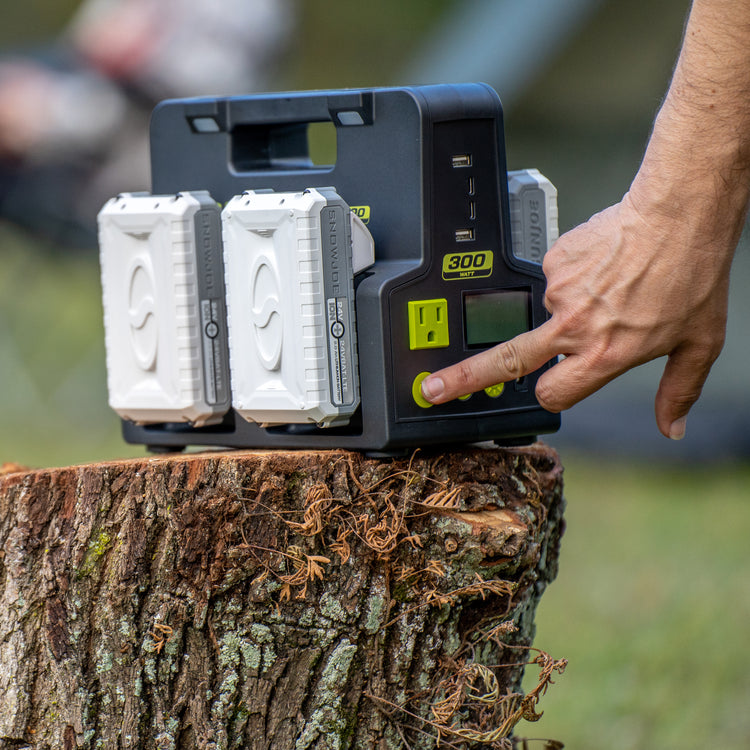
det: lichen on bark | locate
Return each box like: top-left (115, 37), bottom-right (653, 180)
top-left (0, 445), bottom-right (565, 749)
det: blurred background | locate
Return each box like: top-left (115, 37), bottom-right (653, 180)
top-left (1, 1), bottom-right (749, 748)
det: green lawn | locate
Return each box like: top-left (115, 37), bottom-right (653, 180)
top-left (521, 456), bottom-right (750, 750)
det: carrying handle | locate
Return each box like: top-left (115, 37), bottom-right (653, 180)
top-left (185, 90), bottom-right (374, 174)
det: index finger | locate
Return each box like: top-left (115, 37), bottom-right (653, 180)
top-left (420, 322), bottom-right (560, 404)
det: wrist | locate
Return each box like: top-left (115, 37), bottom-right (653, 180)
top-left (629, 101), bottom-right (750, 260)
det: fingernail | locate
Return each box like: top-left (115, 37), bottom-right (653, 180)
top-left (421, 376), bottom-right (444, 401)
top-left (669, 416), bottom-right (687, 441)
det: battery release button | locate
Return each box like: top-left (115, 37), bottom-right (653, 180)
top-left (412, 372), bottom-right (434, 409)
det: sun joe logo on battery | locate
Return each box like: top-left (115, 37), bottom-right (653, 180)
top-left (322, 202), bottom-right (355, 407)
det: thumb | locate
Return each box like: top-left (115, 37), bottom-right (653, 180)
top-left (654, 346), bottom-right (714, 440)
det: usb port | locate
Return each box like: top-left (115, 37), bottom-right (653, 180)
top-left (455, 228), bottom-right (475, 242)
top-left (451, 154), bottom-right (472, 168)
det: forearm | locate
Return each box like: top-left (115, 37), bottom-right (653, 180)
top-left (631, 0), bottom-right (750, 253)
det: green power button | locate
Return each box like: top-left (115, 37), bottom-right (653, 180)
top-left (412, 372), bottom-right (433, 409)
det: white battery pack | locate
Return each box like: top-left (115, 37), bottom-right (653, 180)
top-left (221, 187), bottom-right (374, 427)
top-left (508, 169), bottom-right (559, 264)
top-left (98, 191), bottom-right (231, 426)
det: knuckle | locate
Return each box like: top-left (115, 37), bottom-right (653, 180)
top-left (673, 390), bottom-right (702, 410)
top-left (534, 378), bottom-right (562, 412)
top-left (542, 282), bottom-right (563, 314)
top-left (658, 381), bottom-right (703, 415)
top-left (590, 339), bottom-right (621, 371)
top-left (548, 286), bottom-right (594, 325)
top-left (683, 339), bottom-right (724, 374)
top-left (492, 341), bottom-right (525, 379)
top-left (453, 359), bottom-right (478, 391)
top-left (556, 306), bottom-right (587, 333)
top-left (541, 248), bottom-right (561, 278)
top-left (542, 292), bottom-right (552, 314)
top-left (542, 233), bottom-right (569, 269)
top-left (704, 338), bottom-right (725, 363)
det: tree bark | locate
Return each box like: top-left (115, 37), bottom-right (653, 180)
top-left (0, 445), bottom-right (565, 750)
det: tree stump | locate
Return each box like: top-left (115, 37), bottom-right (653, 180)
top-left (0, 445), bottom-right (565, 749)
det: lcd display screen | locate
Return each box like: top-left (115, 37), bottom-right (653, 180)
top-left (464, 290), bottom-right (531, 348)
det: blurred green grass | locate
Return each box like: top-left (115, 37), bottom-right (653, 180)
top-left (0, 227), bottom-right (140, 467)
top-left (521, 456), bottom-right (750, 749)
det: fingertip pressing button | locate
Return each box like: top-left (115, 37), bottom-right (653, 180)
top-left (412, 372), bottom-right (433, 408)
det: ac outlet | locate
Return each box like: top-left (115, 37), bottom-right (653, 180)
top-left (408, 298), bottom-right (449, 350)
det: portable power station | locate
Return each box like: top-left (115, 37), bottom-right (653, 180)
top-left (98, 83), bottom-right (560, 454)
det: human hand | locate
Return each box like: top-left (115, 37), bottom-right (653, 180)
top-left (421, 0), bottom-right (750, 441)
top-left (421, 186), bottom-right (736, 440)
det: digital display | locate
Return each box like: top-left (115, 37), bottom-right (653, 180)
top-left (464, 290), bottom-right (531, 348)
